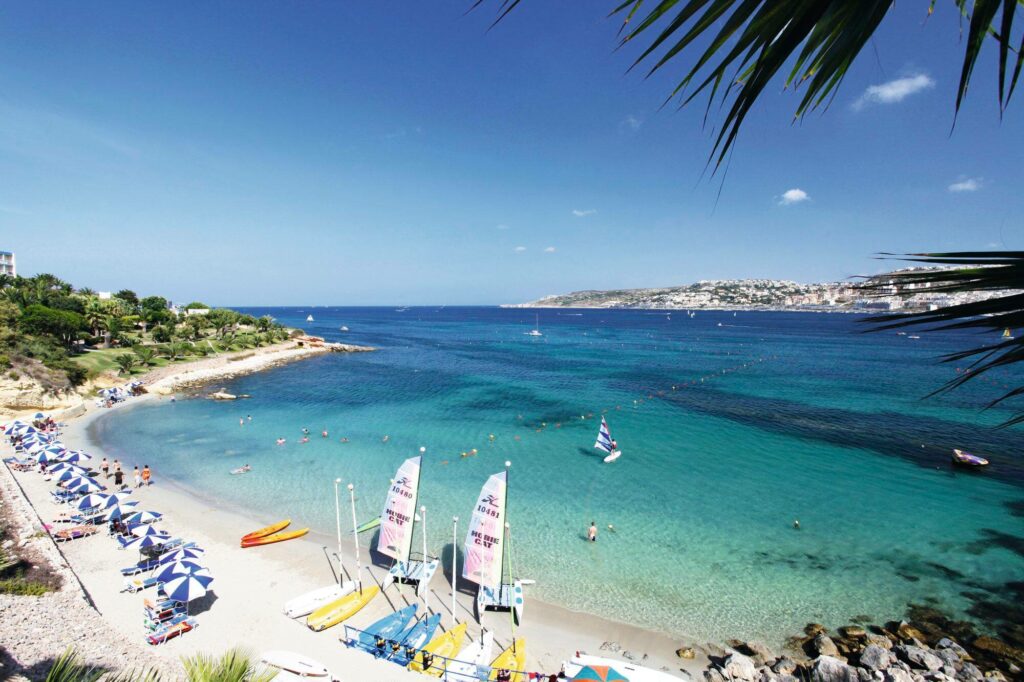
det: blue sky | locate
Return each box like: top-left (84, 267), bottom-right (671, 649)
top-left (1, 2), bottom-right (1021, 305)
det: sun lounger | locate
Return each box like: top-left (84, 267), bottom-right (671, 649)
top-left (121, 576), bottom-right (160, 593)
top-left (51, 525), bottom-right (98, 543)
top-left (144, 608), bottom-right (187, 631)
top-left (143, 596), bottom-right (184, 611)
top-left (146, 617), bottom-right (198, 645)
top-left (119, 542), bottom-right (199, 575)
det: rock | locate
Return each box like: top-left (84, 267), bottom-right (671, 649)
top-left (772, 658), bottom-right (798, 675)
top-left (704, 668), bottom-right (727, 682)
top-left (756, 666), bottom-right (778, 682)
top-left (739, 642), bottom-right (777, 667)
top-left (811, 656), bottom-right (859, 682)
top-left (678, 647), bottom-right (696, 659)
top-left (806, 624), bottom-right (830, 638)
top-left (861, 645), bottom-right (894, 672)
top-left (935, 649), bottom-right (961, 669)
top-left (896, 622), bottom-right (929, 644)
top-left (814, 634), bottom-right (842, 658)
top-left (936, 639), bottom-right (969, 660)
top-left (868, 634), bottom-right (895, 651)
top-left (971, 636), bottom-right (1024, 667)
top-left (896, 645), bottom-right (943, 672)
top-left (882, 669), bottom-right (915, 682)
top-left (955, 663), bottom-right (982, 681)
top-left (723, 653), bottom-right (758, 681)
top-left (776, 676), bottom-right (800, 682)
top-left (841, 626), bottom-right (869, 639)
top-left (982, 672), bottom-right (1007, 682)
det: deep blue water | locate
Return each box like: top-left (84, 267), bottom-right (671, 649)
top-left (94, 307), bottom-right (1024, 643)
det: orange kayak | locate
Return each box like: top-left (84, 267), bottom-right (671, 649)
top-left (241, 527), bottom-right (309, 548)
top-left (241, 519), bottom-right (290, 544)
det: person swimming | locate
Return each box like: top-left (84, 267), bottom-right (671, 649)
top-left (300, 436), bottom-right (309, 444)
top-left (321, 430), bottom-right (328, 438)
top-left (276, 438), bottom-right (286, 445)
top-left (382, 435), bottom-right (390, 443)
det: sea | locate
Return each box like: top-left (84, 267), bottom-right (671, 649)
top-left (92, 307), bottom-right (1024, 645)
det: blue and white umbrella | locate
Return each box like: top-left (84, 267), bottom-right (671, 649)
top-left (155, 560), bottom-right (209, 583)
top-left (101, 492), bottom-right (133, 508)
top-left (48, 462), bottom-right (88, 476)
top-left (60, 450), bottom-right (92, 463)
top-left (55, 468), bottom-right (90, 483)
top-left (77, 493), bottom-right (111, 511)
top-left (122, 533), bottom-right (171, 551)
top-left (33, 412), bottom-right (48, 420)
top-left (131, 524), bottom-right (166, 538)
top-left (158, 547), bottom-right (205, 564)
top-left (100, 501), bottom-right (139, 521)
top-left (123, 510), bottom-right (162, 525)
top-left (162, 572), bottom-right (214, 603)
top-left (66, 477), bottom-right (104, 493)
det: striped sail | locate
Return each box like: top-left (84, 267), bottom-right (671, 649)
top-left (377, 456), bottom-right (421, 562)
top-left (594, 417), bottom-right (613, 453)
top-left (462, 470), bottom-right (506, 588)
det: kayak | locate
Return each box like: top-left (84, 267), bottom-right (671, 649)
top-left (241, 519), bottom-right (290, 543)
top-left (241, 528), bottom-right (309, 548)
top-left (446, 630), bottom-right (494, 682)
top-left (390, 613), bottom-right (441, 665)
top-left (260, 650), bottom-right (333, 679)
top-left (306, 585), bottom-right (380, 631)
top-left (410, 622), bottom-right (467, 676)
top-left (489, 639), bottom-right (526, 682)
top-left (353, 517), bottom-right (381, 535)
top-left (350, 604), bottom-right (418, 654)
top-left (283, 582), bottom-right (357, 618)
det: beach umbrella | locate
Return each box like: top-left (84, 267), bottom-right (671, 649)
top-left (122, 533), bottom-right (171, 551)
top-left (60, 450), bottom-right (92, 463)
top-left (155, 560), bottom-right (209, 583)
top-left (123, 510), bottom-right (162, 525)
top-left (131, 524), bottom-right (168, 538)
top-left (55, 469), bottom-right (90, 483)
top-left (33, 412), bottom-right (48, 420)
top-left (101, 492), bottom-right (133, 507)
top-left (48, 462), bottom-right (88, 476)
top-left (66, 477), bottom-right (103, 493)
top-left (570, 665), bottom-right (631, 682)
top-left (100, 501), bottom-right (139, 521)
top-left (162, 572), bottom-right (214, 603)
top-left (158, 547), bottom-right (205, 564)
top-left (77, 493), bottom-right (111, 511)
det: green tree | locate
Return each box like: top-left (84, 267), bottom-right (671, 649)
top-left (19, 305), bottom-right (85, 349)
top-left (114, 289), bottom-right (140, 310)
top-left (83, 300), bottom-right (106, 338)
top-left (151, 325), bottom-right (173, 344)
top-left (134, 346), bottom-right (156, 366)
top-left (0, 299), bottom-right (19, 348)
top-left (114, 354), bottom-right (137, 375)
top-left (255, 316), bottom-right (272, 332)
top-left (184, 301), bottom-right (210, 311)
top-left (184, 315), bottom-right (206, 340)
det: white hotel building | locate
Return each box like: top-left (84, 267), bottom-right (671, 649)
top-left (0, 251), bottom-right (14, 277)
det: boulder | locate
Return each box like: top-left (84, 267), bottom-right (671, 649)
top-left (677, 648), bottom-right (696, 660)
top-left (811, 656), bottom-right (859, 682)
top-left (704, 668), bottom-right (726, 682)
top-left (740, 642), bottom-right (777, 667)
top-left (723, 653), bottom-right (757, 681)
top-left (841, 626), bottom-right (869, 640)
top-left (935, 649), bottom-right (961, 669)
top-left (806, 624), bottom-right (829, 638)
top-left (814, 634), bottom-right (842, 658)
top-left (772, 658), bottom-right (798, 675)
top-left (955, 662), bottom-right (982, 681)
top-left (971, 636), bottom-right (1024, 667)
top-left (868, 634), bottom-right (895, 651)
top-left (896, 622), bottom-right (928, 644)
top-left (936, 639), bottom-right (970, 661)
top-left (882, 669), bottom-right (915, 682)
top-left (860, 645), bottom-right (894, 672)
top-left (896, 645), bottom-right (943, 672)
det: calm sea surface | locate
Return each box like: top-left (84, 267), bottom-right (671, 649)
top-left (93, 307), bottom-right (1024, 644)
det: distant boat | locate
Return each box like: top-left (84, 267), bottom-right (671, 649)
top-left (395, 307), bottom-right (409, 313)
top-left (717, 322), bottom-right (723, 327)
top-left (306, 314), bottom-right (314, 322)
top-left (525, 314), bottom-right (542, 337)
top-left (594, 417), bottom-right (621, 463)
top-left (1003, 328), bottom-right (1014, 340)
top-left (952, 449), bottom-right (989, 468)
top-left (897, 332), bottom-right (907, 336)
top-left (908, 335), bottom-right (921, 340)
top-left (340, 326), bottom-right (349, 332)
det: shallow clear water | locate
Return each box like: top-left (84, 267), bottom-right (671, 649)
top-left (93, 308), bottom-right (1024, 644)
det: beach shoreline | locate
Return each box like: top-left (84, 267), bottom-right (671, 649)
top-left (1, 351), bottom-right (709, 681)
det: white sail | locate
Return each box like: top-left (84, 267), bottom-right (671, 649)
top-left (376, 456), bottom-right (421, 562)
top-left (594, 417), bottom-right (613, 454)
top-left (462, 470), bottom-right (507, 588)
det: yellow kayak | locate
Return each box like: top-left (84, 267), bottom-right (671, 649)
top-left (409, 622), bottom-right (467, 675)
top-left (241, 519), bottom-right (290, 543)
top-left (306, 584), bottom-right (379, 631)
top-left (241, 527), bottom-right (309, 548)
top-left (489, 639), bottom-right (525, 682)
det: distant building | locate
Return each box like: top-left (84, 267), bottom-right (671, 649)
top-left (185, 307), bottom-right (210, 316)
top-left (0, 251), bottom-right (15, 277)
top-left (98, 291), bottom-right (112, 300)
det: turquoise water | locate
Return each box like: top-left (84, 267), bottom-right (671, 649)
top-left (93, 308), bottom-right (1024, 644)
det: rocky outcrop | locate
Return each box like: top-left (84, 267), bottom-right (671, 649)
top-left (0, 372), bottom-right (83, 418)
top-left (810, 656), bottom-right (859, 682)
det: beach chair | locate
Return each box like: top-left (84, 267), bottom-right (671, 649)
top-left (146, 617), bottom-right (198, 645)
top-left (51, 526), bottom-right (98, 543)
top-left (144, 596), bottom-right (184, 612)
top-left (144, 606), bottom-right (187, 631)
top-left (121, 576), bottom-right (161, 593)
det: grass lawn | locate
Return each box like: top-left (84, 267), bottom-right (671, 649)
top-left (71, 335), bottom-right (283, 380)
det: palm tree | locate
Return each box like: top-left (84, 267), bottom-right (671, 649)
top-left (134, 346), bottom-right (157, 367)
top-left (83, 301), bottom-right (105, 338)
top-left (43, 648), bottom-right (159, 682)
top-left (181, 648), bottom-right (277, 682)
top-left (484, 1), bottom-right (1021, 170)
top-left (114, 354), bottom-right (137, 375)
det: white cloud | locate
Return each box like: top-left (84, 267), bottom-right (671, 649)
top-left (778, 188), bottom-right (810, 206)
top-left (514, 246), bottom-right (527, 253)
top-left (572, 209), bottom-right (597, 217)
top-left (853, 73), bottom-right (935, 109)
top-left (543, 246), bottom-right (556, 253)
top-left (621, 115), bottom-right (642, 132)
top-left (948, 177), bottom-right (983, 192)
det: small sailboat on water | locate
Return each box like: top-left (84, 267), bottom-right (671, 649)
top-left (525, 314), bottom-right (542, 337)
top-left (594, 417), bottom-right (621, 463)
top-left (306, 314), bottom-right (314, 322)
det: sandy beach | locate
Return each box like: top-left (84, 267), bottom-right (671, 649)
top-left (0, 354), bottom-right (706, 681)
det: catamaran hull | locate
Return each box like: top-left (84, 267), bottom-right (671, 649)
top-left (381, 557), bottom-right (440, 597)
top-left (446, 630), bottom-right (495, 681)
top-left (476, 580), bottom-right (524, 626)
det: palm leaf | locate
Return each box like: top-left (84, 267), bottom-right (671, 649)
top-left (45, 649), bottom-right (104, 682)
top-left (478, 1), bottom-right (1023, 169)
top-left (181, 648), bottom-right (277, 682)
top-left (862, 251), bottom-right (1024, 427)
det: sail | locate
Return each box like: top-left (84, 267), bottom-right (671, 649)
top-left (376, 456), bottom-right (421, 562)
top-left (462, 470), bottom-right (507, 588)
top-left (594, 417), bottom-right (613, 453)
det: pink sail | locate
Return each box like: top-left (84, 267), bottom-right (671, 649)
top-left (462, 470), bottom-right (507, 588)
top-left (376, 456), bottom-right (421, 562)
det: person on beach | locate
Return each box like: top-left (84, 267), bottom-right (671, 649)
top-left (101, 457), bottom-right (109, 478)
top-left (133, 466), bottom-right (141, 488)
top-left (114, 460), bottom-right (122, 477)
top-left (588, 521), bottom-right (598, 542)
top-left (113, 468), bottom-right (125, 490)
top-left (142, 465), bottom-right (151, 486)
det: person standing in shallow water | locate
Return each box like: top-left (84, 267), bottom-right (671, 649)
top-left (588, 521), bottom-right (597, 542)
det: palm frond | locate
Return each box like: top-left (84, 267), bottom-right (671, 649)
top-left (862, 251), bottom-right (1024, 427)
top-left (478, 1), bottom-right (1023, 169)
top-left (181, 648), bottom-right (277, 682)
top-left (45, 649), bottom-right (105, 682)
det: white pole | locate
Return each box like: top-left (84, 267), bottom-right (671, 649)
top-left (334, 477), bottom-right (343, 587)
top-left (451, 515), bottom-right (458, 626)
top-left (348, 483), bottom-right (362, 593)
top-left (420, 504), bottom-right (427, 615)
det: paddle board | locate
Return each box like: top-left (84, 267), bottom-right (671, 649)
top-left (352, 517), bottom-right (381, 534)
top-left (306, 584), bottom-right (380, 631)
top-left (410, 621), bottom-right (467, 675)
top-left (283, 582), bottom-right (356, 618)
top-left (390, 613), bottom-right (441, 665)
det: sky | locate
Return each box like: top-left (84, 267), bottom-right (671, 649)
top-left (1, 2), bottom-right (1022, 306)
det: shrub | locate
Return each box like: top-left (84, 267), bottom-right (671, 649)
top-left (0, 353), bottom-right (9, 369)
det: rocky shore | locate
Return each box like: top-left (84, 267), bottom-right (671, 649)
top-left (692, 616), bottom-right (1023, 682)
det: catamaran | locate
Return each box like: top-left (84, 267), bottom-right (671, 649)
top-left (525, 314), bottom-right (542, 337)
top-left (465, 463), bottom-right (525, 626)
top-left (594, 417), bottom-right (621, 463)
top-left (378, 456), bottom-right (439, 596)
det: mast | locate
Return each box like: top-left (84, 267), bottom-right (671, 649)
top-left (451, 515), bottom-right (458, 626)
top-left (504, 460), bottom-right (516, 650)
top-left (348, 483), bottom-right (362, 594)
top-left (334, 477), bottom-right (344, 587)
